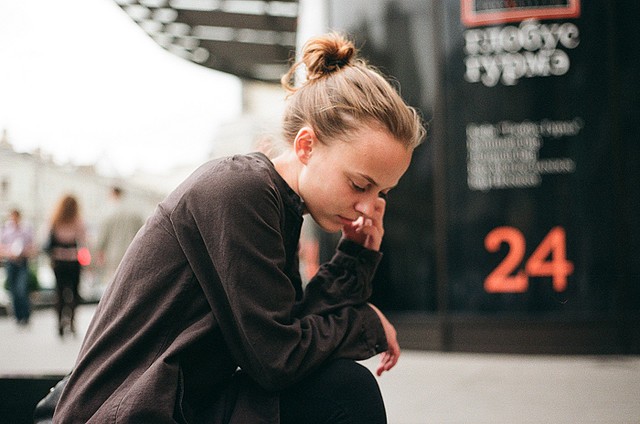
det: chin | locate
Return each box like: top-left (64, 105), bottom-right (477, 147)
top-left (324, 225), bottom-right (342, 234)
top-left (316, 218), bottom-right (342, 234)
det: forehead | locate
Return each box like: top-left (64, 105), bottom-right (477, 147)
top-left (333, 127), bottom-right (412, 187)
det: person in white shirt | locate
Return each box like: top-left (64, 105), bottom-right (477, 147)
top-left (0, 209), bottom-right (35, 325)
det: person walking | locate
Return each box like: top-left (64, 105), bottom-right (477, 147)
top-left (96, 186), bottom-right (144, 287)
top-left (0, 209), bottom-right (35, 326)
top-left (45, 194), bottom-right (87, 336)
top-left (52, 32), bottom-right (425, 423)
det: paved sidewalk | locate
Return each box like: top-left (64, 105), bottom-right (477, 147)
top-left (1, 305), bottom-right (639, 423)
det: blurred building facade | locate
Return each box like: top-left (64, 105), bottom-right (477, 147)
top-left (0, 130), bottom-right (164, 300)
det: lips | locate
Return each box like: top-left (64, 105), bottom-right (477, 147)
top-left (338, 216), bottom-right (357, 225)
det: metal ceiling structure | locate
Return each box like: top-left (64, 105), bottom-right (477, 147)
top-left (115, 0), bottom-right (299, 82)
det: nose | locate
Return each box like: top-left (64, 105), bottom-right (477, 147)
top-left (354, 196), bottom-right (376, 217)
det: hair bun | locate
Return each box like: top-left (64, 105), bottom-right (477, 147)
top-left (302, 32), bottom-right (356, 80)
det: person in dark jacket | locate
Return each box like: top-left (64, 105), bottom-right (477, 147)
top-left (46, 194), bottom-right (88, 337)
top-left (53, 32), bottom-right (425, 424)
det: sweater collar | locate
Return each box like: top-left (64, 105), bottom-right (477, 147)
top-left (251, 152), bottom-right (304, 217)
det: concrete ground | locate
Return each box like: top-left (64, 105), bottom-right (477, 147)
top-left (1, 305), bottom-right (639, 423)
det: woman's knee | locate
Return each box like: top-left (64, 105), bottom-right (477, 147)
top-left (281, 359), bottom-right (387, 424)
top-left (322, 359), bottom-right (379, 392)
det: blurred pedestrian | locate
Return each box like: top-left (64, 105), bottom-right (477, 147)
top-left (0, 208), bottom-right (35, 326)
top-left (52, 32), bottom-right (425, 423)
top-left (45, 194), bottom-right (87, 336)
top-left (96, 186), bottom-right (144, 286)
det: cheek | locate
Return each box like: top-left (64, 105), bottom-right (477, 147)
top-left (306, 180), bottom-right (346, 213)
top-left (318, 176), bottom-right (348, 201)
top-left (309, 184), bottom-right (334, 210)
top-left (301, 165), bottom-right (352, 211)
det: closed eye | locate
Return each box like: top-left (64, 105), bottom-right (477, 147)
top-left (351, 181), bottom-right (367, 192)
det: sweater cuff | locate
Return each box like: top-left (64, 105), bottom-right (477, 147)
top-left (336, 239), bottom-right (383, 265)
top-left (361, 304), bottom-right (389, 355)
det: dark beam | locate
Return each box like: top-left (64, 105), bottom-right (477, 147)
top-left (199, 39), bottom-right (293, 65)
top-left (176, 9), bottom-right (297, 32)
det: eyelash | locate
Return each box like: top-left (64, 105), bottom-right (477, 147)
top-left (351, 182), bottom-right (366, 192)
top-left (351, 181), bottom-right (389, 200)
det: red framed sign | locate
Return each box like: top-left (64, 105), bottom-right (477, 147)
top-left (461, 0), bottom-right (581, 27)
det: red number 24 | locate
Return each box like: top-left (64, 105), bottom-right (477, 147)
top-left (484, 226), bottom-right (574, 293)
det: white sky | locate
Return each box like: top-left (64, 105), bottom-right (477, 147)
top-left (0, 0), bottom-right (243, 176)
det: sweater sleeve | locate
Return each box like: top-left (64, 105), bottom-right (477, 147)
top-left (169, 166), bottom-right (387, 391)
top-left (294, 239), bottom-right (383, 317)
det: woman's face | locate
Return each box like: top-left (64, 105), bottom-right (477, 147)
top-left (298, 125), bottom-right (413, 233)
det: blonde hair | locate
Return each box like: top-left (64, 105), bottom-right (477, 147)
top-left (281, 32), bottom-right (425, 149)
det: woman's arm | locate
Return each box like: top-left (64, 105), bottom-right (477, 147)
top-left (170, 165), bottom-right (387, 391)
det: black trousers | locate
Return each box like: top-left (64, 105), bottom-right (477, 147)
top-left (52, 260), bottom-right (81, 332)
top-left (280, 359), bottom-right (387, 424)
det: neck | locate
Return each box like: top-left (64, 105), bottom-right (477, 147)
top-left (271, 150), bottom-right (301, 198)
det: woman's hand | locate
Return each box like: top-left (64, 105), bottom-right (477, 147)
top-left (341, 197), bottom-right (386, 251)
top-left (368, 303), bottom-right (400, 376)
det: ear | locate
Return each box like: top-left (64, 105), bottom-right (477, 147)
top-left (293, 126), bottom-right (316, 165)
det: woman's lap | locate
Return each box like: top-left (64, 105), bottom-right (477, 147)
top-left (279, 359), bottom-right (387, 424)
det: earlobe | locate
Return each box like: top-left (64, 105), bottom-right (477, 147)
top-left (294, 126), bottom-right (316, 164)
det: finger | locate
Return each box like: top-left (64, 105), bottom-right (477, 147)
top-left (386, 350), bottom-right (399, 370)
top-left (359, 224), bottom-right (382, 250)
top-left (383, 341), bottom-right (401, 372)
top-left (372, 197), bottom-right (386, 220)
top-left (345, 216), bottom-right (363, 230)
top-left (376, 354), bottom-right (388, 376)
top-left (370, 198), bottom-right (386, 231)
top-left (376, 351), bottom-right (397, 376)
top-left (359, 223), bottom-right (380, 240)
top-left (341, 216), bottom-right (363, 236)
